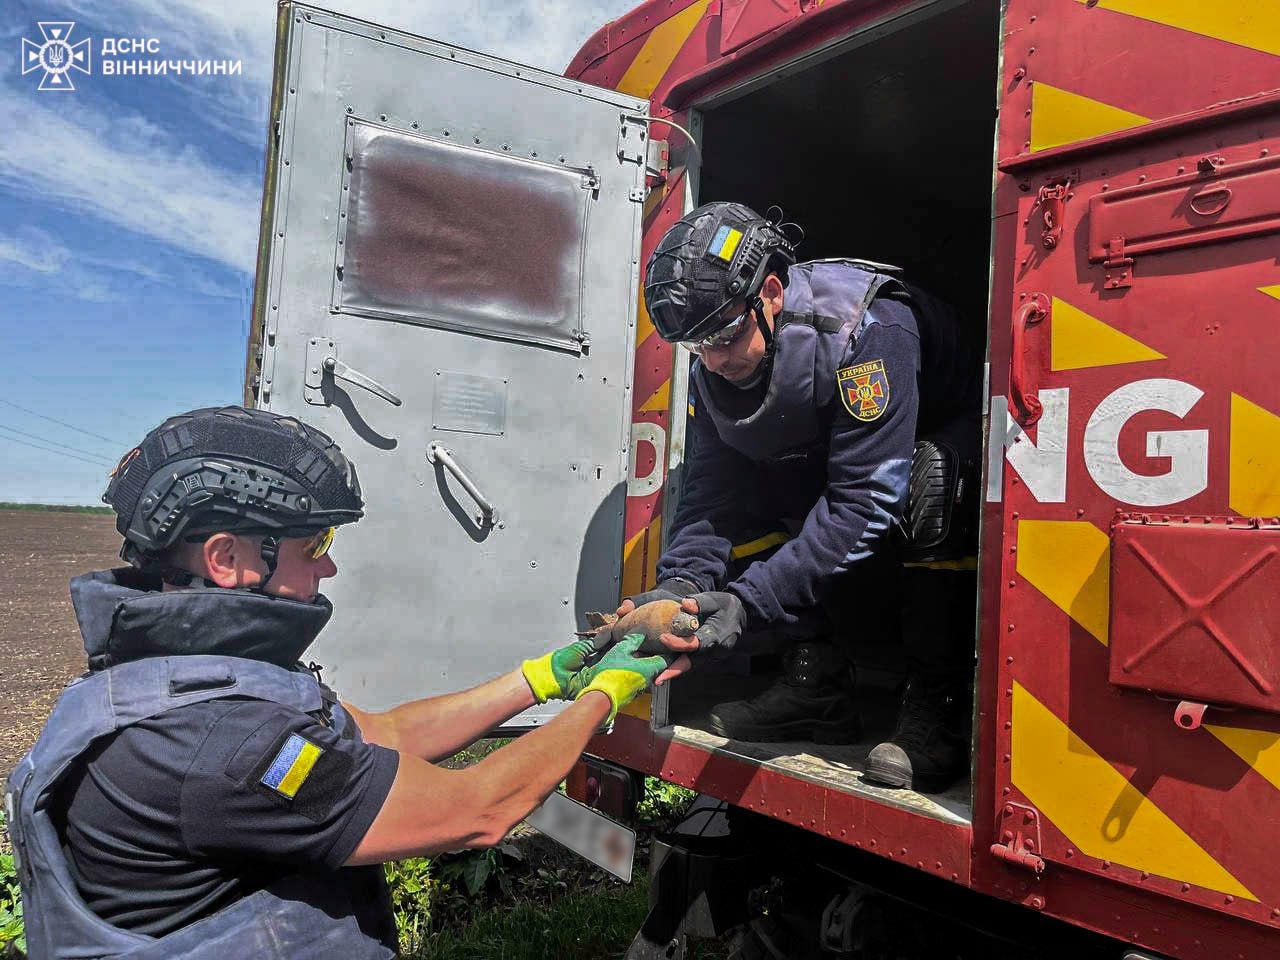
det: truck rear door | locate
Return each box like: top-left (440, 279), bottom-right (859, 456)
top-left (985, 0), bottom-right (1280, 933)
top-left (249, 3), bottom-right (650, 723)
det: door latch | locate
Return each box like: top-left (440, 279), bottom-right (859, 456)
top-left (990, 802), bottom-right (1045, 874)
top-left (304, 338), bottom-right (402, 407)
top-left (1032, 182), bottom-right (1071, 250)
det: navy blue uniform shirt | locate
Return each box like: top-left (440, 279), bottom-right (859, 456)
top-left (659, 287), bottom-right (978, 635)
top-left (58, 697), bottom-right (398, 938)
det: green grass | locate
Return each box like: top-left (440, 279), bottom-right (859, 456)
top-left (409, 877), bottom-right (650, 960)
top-left (0, 749), bottom-right (712, 958)
top-left (0, 502), bottom-right (112, 514)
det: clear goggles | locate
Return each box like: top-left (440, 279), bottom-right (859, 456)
top-left (680, 300), bottom-right (757, 353)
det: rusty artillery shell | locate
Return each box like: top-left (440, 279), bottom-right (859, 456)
top-left (580, 598), bottom-right (700, 654)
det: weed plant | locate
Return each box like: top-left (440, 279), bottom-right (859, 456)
top-left (1, 814), bottom-right (25, 957)
top-left (0, 752), bottom-right (701, 958)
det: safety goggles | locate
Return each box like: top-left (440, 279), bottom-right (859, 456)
top-left (300, 526), bottom-right (335, 560)
top-left (680, 301), bottom-right (757, 353)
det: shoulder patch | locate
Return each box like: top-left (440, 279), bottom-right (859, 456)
top-left (260, 733), bottom-right (323, 799)
top-left (837, 360), bottom-right (890, 422)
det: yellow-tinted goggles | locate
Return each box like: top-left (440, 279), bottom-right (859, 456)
top-left (301, 526), bottom-right (335, 560)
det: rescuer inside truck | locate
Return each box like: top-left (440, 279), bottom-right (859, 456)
top-left (7, 405), bottom-right (666, 960)
top-left (628, 202), bottom-right (982, 793)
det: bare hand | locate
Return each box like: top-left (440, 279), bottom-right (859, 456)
top-left (655, 654), bottom-right (692, 685)
top-left (653, 597), bottom-right (702, 683)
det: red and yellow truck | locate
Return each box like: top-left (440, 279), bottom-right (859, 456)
top-left (249, 2), bottom-right (1280, 955)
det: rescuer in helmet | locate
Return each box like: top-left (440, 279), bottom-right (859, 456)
top-left (628, 202), bottom-right (982, 793)
top-left (8, 405), bottom-right (665, 959)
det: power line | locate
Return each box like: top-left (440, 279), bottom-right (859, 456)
top-left (0, 398), bottom-right (126, 446)
top-left (0, 432), bottom-right (113, 469)
top-left (0, 422), bottom-right (115, 464)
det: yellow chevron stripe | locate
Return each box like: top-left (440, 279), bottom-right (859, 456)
top-left (1206, 724), bottom-right (1280, 792)
top-left (621, 525), bottom-right (649, 598)
top-left (1015, 520), bottom-right (1110, 645)
top-left (1230, 394), bottom-right (1280, 517)
top-left (640, 379), bottom-right (671, 413)
top-left (619, 692), bottom-right (653, 719)
top-left (1073, 0), bottom-right (1280, 57)
top-left (1261, 285), bottom-right (1280, 304)
top-left (643, 184), bottom-right (665, 221)
top-left (637, 291), bottom-right (656, 347)
top-left (1031, 83), bottom-right (1150, 152)
top-left (1013, 683), bottom-right (1257, 900)
top-left (621, 517), bottom-right (664, 599)
top-left (617, 0), bottom-right (711, 98)
top-left (1050, 297), bottom-right (1165, 371)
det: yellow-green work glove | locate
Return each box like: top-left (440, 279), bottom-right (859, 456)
top-left (567, 634), bottom-right (669, 728)
top-left (522, 635), bottom-right (604, 703)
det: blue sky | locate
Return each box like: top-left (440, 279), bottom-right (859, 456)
top-left (1, 0), bottom-right (636, 504)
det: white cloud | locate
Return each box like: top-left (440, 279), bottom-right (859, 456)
top-left (4, 0), bottom-right (639, 275)
top-left (0, 227), bottom-right (71, 273)
top-left (0, 88), bottom-right (261, 272)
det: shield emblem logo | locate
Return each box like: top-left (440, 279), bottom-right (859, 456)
top-left (837, 359), bottom-right (890, 422)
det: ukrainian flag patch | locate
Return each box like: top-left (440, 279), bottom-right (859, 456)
top-left (707, 225), bottom-right (743, 263)
top-left (261, 733), bottom-right (323, 799)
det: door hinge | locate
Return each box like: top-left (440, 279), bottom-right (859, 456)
top-left (1031, 181), bottom-right (1071, 251)
top-left (1103, 235), bottom-right (1134, 290)
top-left (646, 138), bottom-right (669, 183)
top-left (990, 802), bottom-right (1046, 874)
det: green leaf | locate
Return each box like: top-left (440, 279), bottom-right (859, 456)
top-left (460, 854), bottom-right (492, 896)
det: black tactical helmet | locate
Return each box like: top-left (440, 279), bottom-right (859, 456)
top-left (643, 201), bottom-right (798, 343)
top-left (104, 406), bottom-right (363, 571)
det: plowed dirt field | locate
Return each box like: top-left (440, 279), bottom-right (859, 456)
top-left (1, 510), bottom-right (120, 774)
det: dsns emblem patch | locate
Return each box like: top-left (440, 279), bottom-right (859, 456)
top-left (837, 360), bottom-right (890, 422)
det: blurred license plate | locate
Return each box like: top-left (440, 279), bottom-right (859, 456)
top-left (525, 790), bottom-right (636, 882)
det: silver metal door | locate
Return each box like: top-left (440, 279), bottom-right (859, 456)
top-left (253, 4), bottom-right (648, 721)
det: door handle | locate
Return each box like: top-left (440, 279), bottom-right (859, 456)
top-left (1010, 294), bottom-right (1049, 427)
top-left (1188, 186), bottom-right (1232, 217)
top-left (304, 338), bottom-right (402, 407)
top-left (428, 443), bottom-right (499, 527)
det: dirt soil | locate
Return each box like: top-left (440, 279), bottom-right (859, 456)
top-left (1, 510), bottom-right (121, 775)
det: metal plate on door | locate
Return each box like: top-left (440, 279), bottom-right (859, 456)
top-left (432, 370), bottom-right (508, 436)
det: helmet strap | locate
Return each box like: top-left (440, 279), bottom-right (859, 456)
top-left (751, 295), bottom-right (772, 348)
top-left (257, 536), bottom-right (281, 591)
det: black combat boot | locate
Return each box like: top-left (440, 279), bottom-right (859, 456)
top-left (864, 678), bottom-right (968, 793)
top-left (707, 642), bottom-right (860, 743)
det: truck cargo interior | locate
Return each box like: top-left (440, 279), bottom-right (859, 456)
top-left (661, 0), bottom-right (1001, 824)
